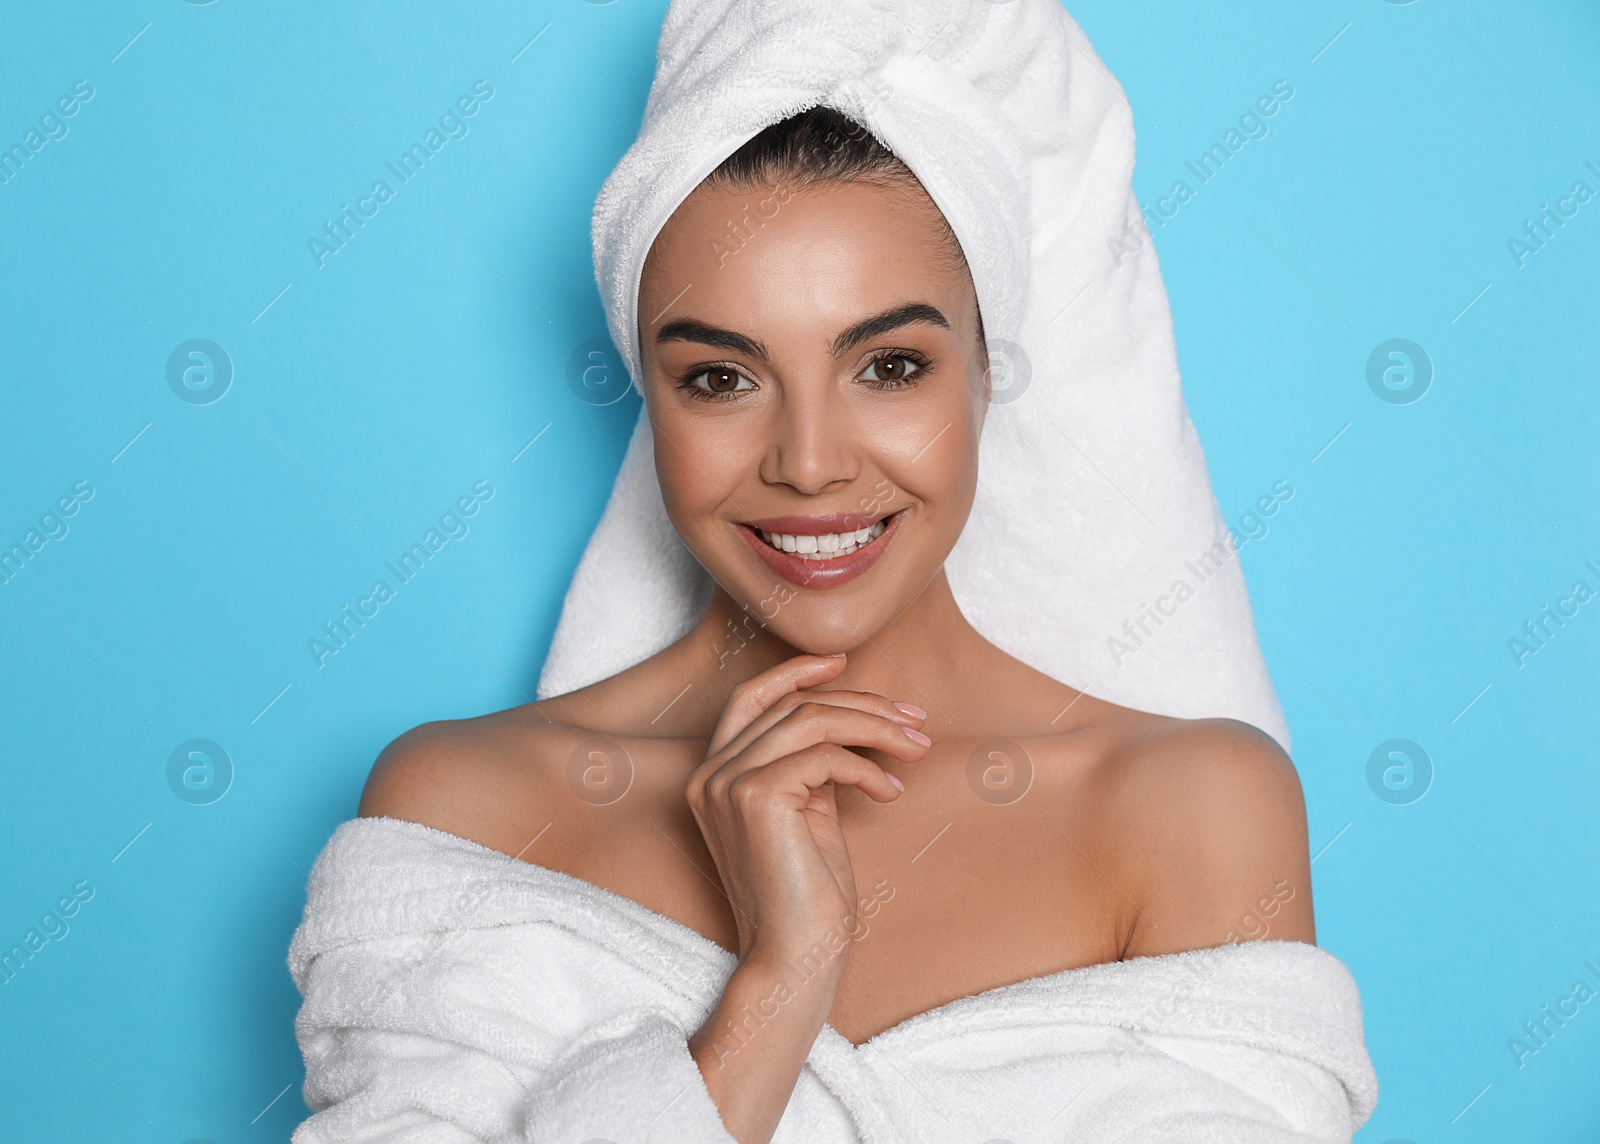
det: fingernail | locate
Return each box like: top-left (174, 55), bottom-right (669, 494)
top-left (823, 652), bottom-right (847, 658)
top-left (892, 701), bottom-right (926, 719)
top-left (888, 773), bottom-right (905, 791)
top-left (903, 727), bottom-right (931, 747)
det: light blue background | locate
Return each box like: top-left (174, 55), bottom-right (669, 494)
top-left (1, 1), bottom-right (1595, 1140)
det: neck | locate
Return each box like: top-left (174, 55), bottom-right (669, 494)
top-left (666, 568), bottom-right (993, 735)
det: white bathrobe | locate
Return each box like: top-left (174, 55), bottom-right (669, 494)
top-left (288, 817), bottom-right (1377, 1142)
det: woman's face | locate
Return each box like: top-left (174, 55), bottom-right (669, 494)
top-left (637, 176), bottom-right (987, 652)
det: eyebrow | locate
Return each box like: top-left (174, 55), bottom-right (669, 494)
top-left (830, 302), bottom-right (950, 357)
top-left (654, 301), bottom-right (951, 361)
top-left (654, 318), bottom-right (768, 360)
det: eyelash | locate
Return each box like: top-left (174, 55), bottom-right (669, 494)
top-left (675, 349), bottom-right (933, 402)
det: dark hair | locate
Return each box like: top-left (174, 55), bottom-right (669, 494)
top-left (704, 105), bottom-right (978, 309)
top-left (705, 105), bottom-right (915, 191)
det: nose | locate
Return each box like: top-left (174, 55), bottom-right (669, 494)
top-left (759, 381), bottom-right (858, 496)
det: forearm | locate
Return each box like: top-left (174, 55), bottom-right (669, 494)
top-left (689, 945), bottom-right (840, 1144)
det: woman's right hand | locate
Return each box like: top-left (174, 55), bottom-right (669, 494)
top-left (685, 653), bottom-right (930, 1142)
top-left (687, 653), bottom-right (930, 965)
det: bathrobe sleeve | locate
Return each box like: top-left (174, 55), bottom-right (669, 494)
top-left (292, 961), bottom-right (737, 1143)
top-left (519, 1009), bottom-right (740, 1142)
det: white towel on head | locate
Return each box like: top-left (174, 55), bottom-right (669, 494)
top-left (288, 816), bottom-right (1378, 1142)
top-left (537, 0), bottom-right (1290, 750)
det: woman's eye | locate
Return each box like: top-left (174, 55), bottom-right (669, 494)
top-left (859, 355), bottom-right (923, 386)
top-left (685, 367), bottom-right (755, 397)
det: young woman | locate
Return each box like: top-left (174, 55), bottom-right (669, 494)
top-left (290, 5), bottom-right (1375, 1142)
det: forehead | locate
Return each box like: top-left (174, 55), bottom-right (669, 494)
top-left (640, 179), bottom-right (974, 345)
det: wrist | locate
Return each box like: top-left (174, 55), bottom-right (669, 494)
top-left (746, 920), bottom-right (855, 985)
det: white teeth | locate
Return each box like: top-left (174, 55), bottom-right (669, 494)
top-left (758, 517), bottom-right (890, 560)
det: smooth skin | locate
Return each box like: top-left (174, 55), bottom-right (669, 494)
top-left (360, 176), bottom-right (1315, 1144)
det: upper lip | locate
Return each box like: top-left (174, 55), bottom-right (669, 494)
top-left (742, 510), bottom-right (896, 534)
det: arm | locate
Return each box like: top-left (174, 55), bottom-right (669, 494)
top-left (682, 654), bottom-right (930, 1142)
top-left (324, 656), bottom-right (927, 1144)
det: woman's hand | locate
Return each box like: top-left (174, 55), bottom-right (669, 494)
top-left (688, 652), bottom-right (930, 962)
top-left (685, 653), bottom-right (930, 1142)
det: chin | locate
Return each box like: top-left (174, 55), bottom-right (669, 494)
top-left (759, 610), bottom-right (879, 656)
top-left (721, 557), bottom-right (933, 656)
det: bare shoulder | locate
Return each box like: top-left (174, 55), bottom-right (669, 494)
top-left (355, 686), bottom-right (727, 943)
top-left (356, 680), bottom-right (707, 878)
top-left (357, 700), bottom-right (599, 858)
top-left (1097, 713), bottom-right (1315, 957)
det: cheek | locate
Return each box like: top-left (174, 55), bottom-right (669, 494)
top-left (926, 422), bottom-right (981, 517)
top-left (870, 389), bottom-right (983, 511)
top-left (648, 412), bottom-right (750, 535)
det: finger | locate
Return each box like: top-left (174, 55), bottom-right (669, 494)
top-left (730, 742), bottom-right (904, 807)
top-left (713, 687), bottom-right (925, 765)
top-left (704, 702), bottom-right (931, 794)
top-left (707, 654), bottom-right (847, 756)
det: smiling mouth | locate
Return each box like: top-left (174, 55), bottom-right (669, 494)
top-left (754, 517), bottom-right (891, 561)
top-left (736, 509), bottom-right (905, 589)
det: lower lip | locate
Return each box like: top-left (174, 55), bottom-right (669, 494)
top-left (736, 511), bottom-right (905, 590)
